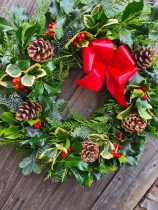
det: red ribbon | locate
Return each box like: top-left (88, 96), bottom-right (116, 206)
top-left (75, 38), bottom-right (138, 107)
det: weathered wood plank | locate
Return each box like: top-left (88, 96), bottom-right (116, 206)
top-left (91, 139), bottom-right (158, 210)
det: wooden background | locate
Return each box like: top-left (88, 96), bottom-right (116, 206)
top-left (0, 0), bottom-right (158, 209)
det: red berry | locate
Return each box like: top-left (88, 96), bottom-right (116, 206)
top-left (33, 124), bottom-right (38, 129)
top-left (51, 22), bottom-right (55, 26)
top-left (14, 85), bottom-right (20, 90)
top-left (48, 24), bottom-right (53, 29)
top-left (76, 34), bottom-right (81, 39)
top-left (23, 88), bottom-right (28, 93)
top-left (72, 40), bottom-right (78, 46)
top-left (67, 148), bottom-right (72, 153)
top-left (141, 86), bottom-right (147, 92)
top-left (113, 143), bottom-right (118, 148)
top-left (12, 79), bottom-right (17, 85)
top-left (77, 38), bottom-right (83, 43)
top-left (119, 145), bottom-right (123, 149)
top-left (61, 153), bottom-right (68, 159)
top-left (50, 33), bottom-right (55, 38)
top-left (112, 149), bottom-right (116, 154)
top-left (142, 95), bottom-right (147, 100)
top-left (80, 32), bottom-right (86, 39)
top-left (19, 85), bottom-right (24, 90)
top-left (15, 77), bottom-right (21, 83)
top-left (117, 133), bottom-right (122, 138)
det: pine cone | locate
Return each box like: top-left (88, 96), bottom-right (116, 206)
top-left (133, 47), bottom-right (156, 69)
top-left (79, 139), bottom-right (99, 162)
top-left (27, 38), bottom-right (54, 63)
top-left (121, 112), bottom-right (147, 134)
top-left (15, 100), bottom-right (42, 121)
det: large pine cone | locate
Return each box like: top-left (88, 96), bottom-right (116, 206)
top-left (121, 112), bottom-right (147, 134)
top-left (79, 139), bottom-right (99, 162)
top-left (27, 38), bottom-right (54, 63)
top-left (133, 47), bottom-right (156, 69)
top-left (16, 100), bottom-right (42, 121)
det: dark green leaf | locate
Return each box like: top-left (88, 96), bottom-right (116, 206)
top-left (128, 72), bottom-right (145, 85)
top-left (1, 112), bottom-right (17, 122)
top-left (53, 24), bottom-right (64, 40)
top-left (119, 31), bottom-right (133, 48)
top-left (68, 167), bottom-right (85, 186)
top-left (83, 15), bottom-right (96, 28)
top-left (0, 17), bottom-right (13, 31)
top-left (30, 81), bottom-right (44, 99)
top-left (44, 82), bottom-right (61, 95)
top-left (65, 156), bottom-right (89, 171)
top-left (38, 94), bottom-right (54, 111)
top-left (20, 134), bottom-right (49, 148)
top-left (12, 5), bottom-right (28, 27)
top-left (122, 0), bottom-right (144, 22)
top-left (42, 60), bottom-right (56, 74)
top-left (15, 60), bottom-right (30, 70)
top-left (72, 142), bottom-right (82, 154)
top-left (60, 0), bottom-right (73, 14)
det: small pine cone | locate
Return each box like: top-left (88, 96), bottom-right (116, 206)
top-left (79, 139), bottom-right (99, 162)
top-left (133, 47), bottom-right (156, 69)
top-left (121, 112), bottom-right (147, 134)
top-left (15, 100), bottom-right (42, 121)
top-left (27, 38), bottom-right (54, 63)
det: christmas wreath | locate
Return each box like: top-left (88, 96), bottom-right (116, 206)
top-left (0, 0), bottom-right (158, 187)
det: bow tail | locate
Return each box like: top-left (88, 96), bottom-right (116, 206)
top-left (75, 65), bottom-right (105, 91)
top-left (105, 71), bottom-right (128, 108)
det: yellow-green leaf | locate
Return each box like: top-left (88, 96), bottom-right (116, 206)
top-left (55, 144), bottom-right (67, 153)
top-left (83, 15), bottom-right (96, 28)
top-left (117, 104), bottom-right (133, 120)
top-left (21, 74), bottom-right (35, 86)
top-left (6, 64), bottom-right (22, 77)
top-left (130, 89), bottom-right (144, 102)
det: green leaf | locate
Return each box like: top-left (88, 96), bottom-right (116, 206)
top-left (119, 31), bottom-right (133, 48)
top-left (38, 94), bottom-right (54, 111)
top-left (148, 93), bottom-right (158, 107)
top-left (27, 118), bottom-right (40, 126)
top-left (60, 0), bottom-right (73, 14)
top-left (12, 5), bottom-right (28, 27)
top-left (118, 155), bottom-right (128, 163)
top-left (0, 75), bottom-right (13, 88)
top-left (91, 4), bottom-right (101, 20)
top-left (53, 24), bottom-right (64, 40)
top-left (130, 89), bottom-right (144, 102)
top-left (68, 167), bottom-right (85, 186)
top-left (149, 4), bottom-right (158, 22)
top-left (65, 156), bottom-right (89, 171)
top-left (44, 82), bottom-right (61, 95)
top-left (20, 134), bottom-right (49, 148)
top-left (128, 72), bottom-right (145, 85)
top-left (136, 98), bottom-right (152, 119)
top-left (72, 142), bottom-right (82, 154)
top-left (22, 20), bottom-right (40, 47)
top-left (99, 159), bottom-right (109, 174)
top-left (0, 17), bottom-right (13, 31)
top-left (15, 60), bottom-right (30, 70)
top-left (42, 60), bottom-right (56, 74)
top-left (6, 64), bottom-right (22, 77)
top-left (117, 104), bottom-right (133, 120)
top-left (36, 146), bottom-right (57, 163)
top-left (30, 81), bottom-right (44, 99)
top-left (101, 19), bottom-right (118, 29)
top-left (55, 144), bottom-right (67, 153)
top-left (1, 112), bottom-right (17, 122)
top-left (122, 0), bottom-right (144, 22)
top-left (0, 125), bottom-right (23, 139)
top-left (21, 74), bottom-right (35, 87)
top-left (83, 15), bottom-right (96, 28)
top-left (54, 127), bottom-right (71, 139)
top-left (1, 54), bottom-right (13, 66)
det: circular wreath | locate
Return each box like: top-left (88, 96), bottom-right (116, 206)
top-left (0, 0), bottom-right (158, 187)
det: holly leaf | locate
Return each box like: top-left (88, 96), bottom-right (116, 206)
top-left (83, 15), bottom-right (96, 28)
top-left (15, 60), bottom-right (30, 70)
top-left (1, 112), bottom-right (17, 122)
top-left (42, 60), bottom-right (56, 74)
top-left (65, 156), bottom-right (89, 171)
top-left (21, 74), bottom-right (35, 87)
top-left (43, 82), bottom-right (61, 95)
top-left (38, 94), bottom-right (54, 111)
top-left (36, 145), bottom-right (57, 163)
top-left (53, 24), bottom-right (64, 40)
top-left (54, 127), bottom-right (71, 139)
top-left (0, 17), bottom-right (13, 31)
top-left (60, 0), bottom-right (73, 14)
top-left (12, 5), bottom-right (28, 27)
top-left (30, 81), bottom-right (44, 99)
top-left (6, 64), bottom-right (22, 77)
top-left (116, 104), bottom-right (133, 120)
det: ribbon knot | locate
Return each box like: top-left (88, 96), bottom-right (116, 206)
top-left (75, 38), bottom-right (138, 107)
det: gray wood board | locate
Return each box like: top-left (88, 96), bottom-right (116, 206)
top-left (0, 0), bottom-right (158, 210)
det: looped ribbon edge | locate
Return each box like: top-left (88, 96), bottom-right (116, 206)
top-left (75, 38), bottom-right (138, 108)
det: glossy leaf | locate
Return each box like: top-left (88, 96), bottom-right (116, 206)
top-left (0, 17), bottom-right (13, 31)
top-left (83, 15), bottom-right (95, 28)
top-left (43, 82), bottom-right (61, 95)
top-left (116, 104), bottom-right (133, 120)
top-left (21, 74), bottom-right (35, 87)
top-left (72, 142), bottom-right (82, 154)
top-left (0, 75), bottom-right (13, 88)
top-left (36, 146), bottom-right (57, 163)
top-left (1, 112), bottom-right (17, 122)
top-left (122, 0), bottom-right (144, 22)
top-left (20, 134), bottom-right (49, 148)
top-left (54, 127), bottom-right (71, 139)
top-left (60, 0), bottom-right (73, 14)
top-left (0, 125), bottom-right (23, 139)
top-left (38, 94), bottom-right (54, 111)
top-left (6, 64), bottom-right (22, 77)
top-left (65, 156), bottom-right (89, 171)
top-left (15, 60), bottom-right (30, 70)
top-left (42, 60), bottom-right (56, 74)
top-left (12, 5), bottom-right (28, 27)
top-left (53, 24), bottom-right (64, 40)
top-left (30, 81), bottom-right (44, 99)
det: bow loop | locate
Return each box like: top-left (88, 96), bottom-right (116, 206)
top-left (75, 38), bottom-right (138, 107)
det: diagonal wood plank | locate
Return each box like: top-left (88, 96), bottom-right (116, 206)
top-left (91, 139), bottom-right (158, 210)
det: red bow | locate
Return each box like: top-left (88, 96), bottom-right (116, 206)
top-left (75, 38), bottom-right (138, 107)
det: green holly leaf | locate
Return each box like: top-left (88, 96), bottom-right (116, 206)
top-left (118, 155), bottom-right (128, 163)
top-left (25, 63), bottom-right (46, 78)
top-left (116, 104), bottom-right (133, 120)
top-left (30, 81), bottom-right (44, 99)
top-left (99, 159), bottom-right (109, 174)
top-left (119, 31), bottom-right (133, 48)
top-left (36, 145), bottom-right (57, 163)
top-left (130, 89), bottom-right (144, 102)
top-left (12, 5), bottom-right (28, 27)
top-left (42, 60), bottom-right (56, 74)
top-left (60, 0), bottom-right (73, 14)
top-left (1, 112), bottom-right (17, 122)
top-left (54, 127), bottom-right (71, 139)
top-left (65, 156), bottom-right (89, 171)
top-left (20, 134), bottom-right (49, 148)
top-left (53, 24), bottom-right (64, 40)
top-left (38, 94), bottom-right (54, 111)
top-left (0, 125), bottom-right (23, 139)
top-left (72, 142), bottom-right (82, 154)
top-left (101, 19), bottom-right (118, 29)
top-left (122, 0), bottom-right (144, 22)
top-left (43, 82), bottom-right (61, 95)
top-left (15, 60), bottom-right (30, 70)
top-left (0, 75), bottom-right (13, 88)
top-left (0, 17), bottom-right (13, 31)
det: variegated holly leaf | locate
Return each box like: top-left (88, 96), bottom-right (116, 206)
top-left (54, 127), bottom-right (71, 139)
top-left (36, 145), bottom-right (57, 163)
top-left (6, 64), bottom-right (22, 77)
top-left (0, 74), bottom-right (13, 87)
top-left (83, 15), bottom-right (96, 28)
top-left (25, 63), bottom-right (46, 78)
top-left (100, 142), bottom-right (115, 159)
top-left (21, 74), bottom-right (35, 87)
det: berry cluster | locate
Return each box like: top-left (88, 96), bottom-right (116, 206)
top-left (112, 142), bottom-right (123, 159)
top-left (44, 22), bottom-right (55, 38)
top-left (117, 133), bottom-right (125, 141)
top-left (33, 120), bottom-right (42, 129)
top-left (141, 86), bottom-right (148, 100)
top-left (12, 77), bottom-right (27, 92)
top-left (71, 32), bottom-right (86, 46)
top-left (61, 147), bottom-right (72, 159)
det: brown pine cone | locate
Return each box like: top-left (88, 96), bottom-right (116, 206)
top-left (133, 47), bottom-right (156, 69)
top-left (121, 112), bottom-right (147, 134)
top-left (27, 38), bottom-right (54, 63)
top-left (15, 100), bottom-right (42, 121)
top-left (79, 139), bottom-right (99, 162)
